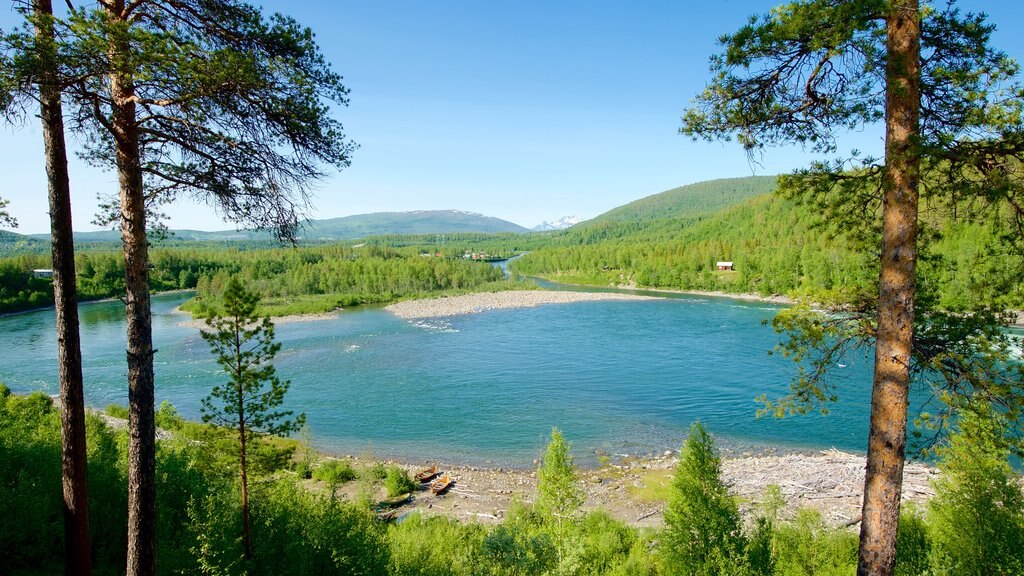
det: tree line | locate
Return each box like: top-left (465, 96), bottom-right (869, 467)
top-left (0, 243), bottom-right (520, 316)
top-left (511, 192), bottom-right (1024, 310)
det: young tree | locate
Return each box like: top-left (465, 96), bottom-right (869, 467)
top-left (1, 2), bottom-right (91, 572)
top-left (680, 2), bottom-right (1024, 573)
top-left (662, 423), bottom-right (745, 575)
top-left (535, 428), bottom-right (584, 539)
top-left (200, 276), bottom-right (304, 561)
top-left (9, 3), bottom-right (355, 572)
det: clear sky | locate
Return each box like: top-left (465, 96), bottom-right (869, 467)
top-left (2, 0), bottom-right (1023, 234)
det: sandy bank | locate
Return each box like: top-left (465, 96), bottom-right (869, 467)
top-left (175, 309), bottom-right (340, 329)
top-left (385, 290), bottom-right (661, 319)
top-left (323, 449), bottom-right (938, 529)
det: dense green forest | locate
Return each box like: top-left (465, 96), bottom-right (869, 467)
top-left (2, 386), bottom-right (1021, 575)
top-left (0, 243), bottom-right (529, 316)
top-left (511, 184), bottom-right (1024, 311)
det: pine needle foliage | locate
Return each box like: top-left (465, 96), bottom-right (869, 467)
top-left (662, 422), bottom-right (746, 575)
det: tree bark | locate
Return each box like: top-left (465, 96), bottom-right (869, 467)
top-left (236, 326), bottom-right (252, 560)
top-left (33, 1), bottom-right (92, 573)
top-left (858, 2), bottom-right (920, 575)
top-left (104, 2), bottom-right (157, 574)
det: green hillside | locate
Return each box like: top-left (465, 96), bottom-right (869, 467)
top-left (586, 175), bottom-right (777, 225)
top-left (512, 179), bottom-right (1024, 310)
top-left (0, 230), bottom-right (46, 254)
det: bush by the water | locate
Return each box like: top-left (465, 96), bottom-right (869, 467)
top-left (312, 459), bottom-right (358, 484)
top-left (384, 465), bottom-right (416, 497)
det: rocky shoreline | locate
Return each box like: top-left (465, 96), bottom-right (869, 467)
top-left (385, 290), bottom-right (661, 319)
top-left (323, 449), bottom-right (938, 529)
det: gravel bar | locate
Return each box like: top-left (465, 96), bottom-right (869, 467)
top-left (385, 290), bottom-right (661, 319)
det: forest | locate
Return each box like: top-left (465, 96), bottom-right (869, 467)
top-left (5, 176), bottom-right (1021, 316)
top-left (0, 243), bottom-right (528, 317)
top-left (510, 191), bottom-right (1024, 311)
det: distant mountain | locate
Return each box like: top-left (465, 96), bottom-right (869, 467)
top-left (302, 210), bottom-right (528, 239)
top-left (0, 229), bottom-right (46, 253)
top-left (22, 209), bottom-right (528, 246)
top-left (532, 216), bottom-right (584, 231)
top-left (586, 175), bottom-right (777, 226)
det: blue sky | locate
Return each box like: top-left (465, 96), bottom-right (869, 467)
top-left (2, 0), bottom-right (1024, 234)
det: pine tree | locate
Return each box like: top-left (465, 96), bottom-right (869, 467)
top-left (662, 423), bottom-right (745, 576)
top-left (1, 3), bottom-right (90, 572)
top-left (680, 2), bottom-right (1024, 573)
top-left (0, 3), bottom-right (356, 572)
top-left (200, 277), bottom-right (305, 561)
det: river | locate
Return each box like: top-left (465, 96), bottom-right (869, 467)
top-left (0, 290), bottom-right (877, 466)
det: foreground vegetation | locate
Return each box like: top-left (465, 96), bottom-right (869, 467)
top-left (2, 386), bottom-right (1021, 575)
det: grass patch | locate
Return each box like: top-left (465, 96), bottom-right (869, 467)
top-left (627, 468), bottom-right (674, 503)
top-left (105, 404), bottom-right (129, 419)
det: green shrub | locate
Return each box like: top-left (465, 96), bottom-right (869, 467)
top-left (928, 408), bottom-right (1024, 575)
top-left (384, 466), bottom-right (416, 497)
top-left (365, 462), bottom-right (388, 480)
top-left (189, 478), bottom-right (389, 575)
top-left (388, 514), bottom-right (486, 576)
top-left (313, 459), bottom-right (357, 484)
top-left (894, 505), bottom-right (930, 576)
top-left (771, 509), bottom-right (857, 576)
top-left (535, 428), bottom-right (584, 531)
top-left (155, 400), bottom-right (184, 430)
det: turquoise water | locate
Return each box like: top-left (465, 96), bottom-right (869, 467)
top-left (0, 291), bottom-right (877, 466)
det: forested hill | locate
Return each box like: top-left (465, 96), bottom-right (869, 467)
top-left (5, 209), bottom-right (529, 249)
top-left (512, 187), bottom-right (1024, 311)
top-left (586, 175), bottom-right (778, 226)
top-left (302, 210), bottom-right (528, 238)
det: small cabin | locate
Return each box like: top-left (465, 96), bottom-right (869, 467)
top-left (716, 261), bottom-right (734, 271)
top-left (32, 269), bottom-right (54, 279)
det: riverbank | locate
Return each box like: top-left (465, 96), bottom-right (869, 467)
top-left (319, 449), bottom-right (937, 529)
top-left (175, 308), bottom-right (341, 329)
top-left (385, 290), bottom-right (661, 319)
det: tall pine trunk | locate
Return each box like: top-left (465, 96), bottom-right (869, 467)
top-left (858, 1), bottom-right (920, 574)
top-left (33, 1), bottom-right (92, 573)
top-left (104, 2), bottom-right (157, 574)
top-left (236, 328), bottom-right (252, 561)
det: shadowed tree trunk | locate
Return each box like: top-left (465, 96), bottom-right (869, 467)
top-left (858, 2), bottom-right (920, 574)
top-left (33, 0), bottom-right (91, 573)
